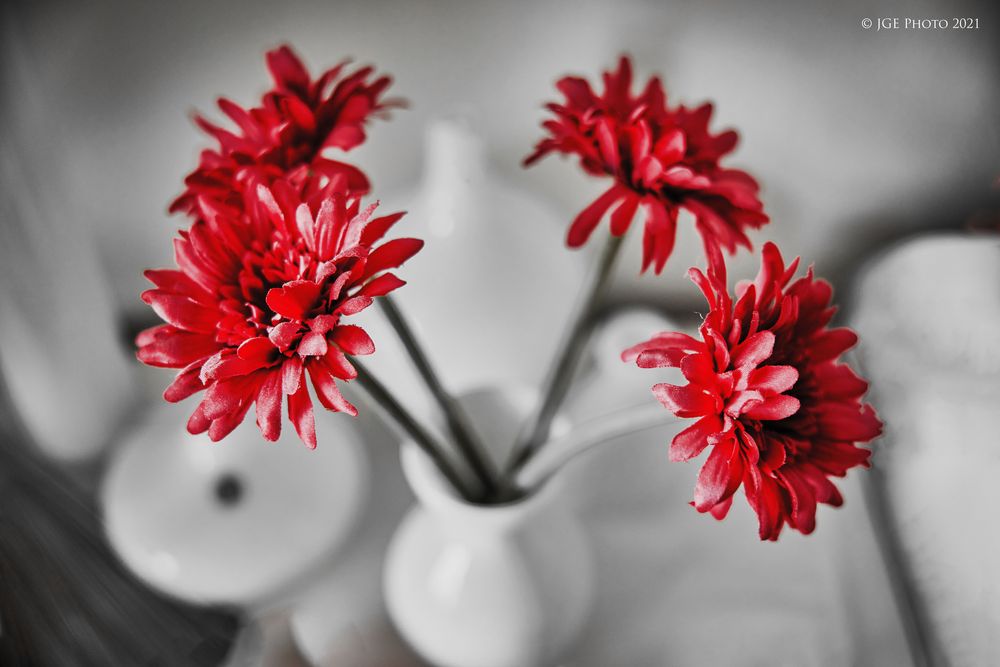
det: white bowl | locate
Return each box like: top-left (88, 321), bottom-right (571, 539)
top-left (102, 400), bottom-right (368, 607)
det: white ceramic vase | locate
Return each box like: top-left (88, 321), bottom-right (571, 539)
top-left (383, 386), bottom-right (594, 667)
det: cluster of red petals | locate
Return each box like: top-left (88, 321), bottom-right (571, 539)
top-left (171, 45), bottom-right (402, 222)
top-left (138, 181), bottom-right (421, 448)
top-left (525, 56), bottom-right (768, 274)
top-left (624, 243), bottom-right (882, 540)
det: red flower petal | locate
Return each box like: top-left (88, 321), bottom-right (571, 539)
top-left (809, 328), bottom-right (858, 362)
top-left (643, 201), bottom-right (678, 274)
top-left (297, 331), bottom-right (328, 357)
top-left (748, 473), bottom-right (785, 541)
top-left (693, 437), bottom-right (741, 512)
top-left (187, 403), bottom-right (211, 435)
top-left (758, 435), bottom-right (787, 473)
top-left (309, 314), bottom-right (340, 334)
top-left (743, 394), bottom-right (800, 421)
top-left (217, 98), bottom-right (263, 141)
top-left (201, 377), bottom-right (248, 420)
top-left (287, 381), bottom-right (317, 449)
top-left (359, 211), bottom-right (406, 246)
top-left (653, 383), bottom-right (717, 418)
top-left (331, 325), bottom-right (375, 355)
top-left (142, 292), bottom-right (218, 334)
top-left (812, 363), bottom-right (868, 400)
top-left (595, 119), bottom-right (621, 169)
top-left (638, 156), bottom-right (665, 188)
top-left (306, 362), bottom-right (358, 416)
top-left (634, 348), bottom-right (687, 369)
top-left (680, 353), bottom-right (716, 384)
top-left (266, 280), bottom-right (321, 321)
top-left (709, 496), bottom-right (733, 520)
top-left (255, 370), bottom-right (283, 442)
top-left (725, 390), bottom-right (764, 417)
top-left (283, 95), bottom-right (317, 133)
top-left (266, 45), bottom-right (310, 94)
top-left (669, 415), bottom-right (722, 462)
top-left (143, 269), bottom-right (213, 303)
top-left (555, 76), bottom-right (595, 109)
top-left (208, 399), bottom-right (253, 442)
top-left (269, 321), bottom-right (303, 352)
top-left (359, 272), bottom-right (406, 297)
top-left (730, 330), bottom-right (775, 370)
top-left (778, 468), bottom-right (818, 534)
top-left (653, 128), bottom-right (685, 165)
top-left (817, 403), bottom-right (883, 441)
top-left (163, 361), bottom-right (206, 403)
top-left (747, 365), bottom-right (798, 395)
top-left (622, 331), bottom-right (702, 360)
top-left (322, 345), bottom-right (357, 380)
top-left (609, 194), bottom-right (639, 237)
top-left (324, 123), bottom-right (366, 151)
top-left (282, 356), bottom-right (303, 395)
top-left (336, 295), bottom-right (372, 316)
top-left (202, 353), bottom-right (272, 382)
top-left (361, 238), bottom-right (424, 280)
top-left (237, 337), bottom-right (279, 364)
top-left (136, 328), bottom-right (219, 368)
top-left (567, 186), bottom-right (624, 248)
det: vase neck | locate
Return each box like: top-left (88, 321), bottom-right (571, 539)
top-left (402, 441), bottom-right (561, 534)
top-left (421, 118), bottom-right (488, 238)
top-left (423, 118), bottom-right (488, 193)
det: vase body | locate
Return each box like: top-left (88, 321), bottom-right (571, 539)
top-left (383, 386), bottom-right (594, 667)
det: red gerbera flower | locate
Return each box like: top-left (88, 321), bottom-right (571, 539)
top-left (171, 45), bottom-right (403, 221)
top-left (623, 243), bottom-right (882, 540)
top-left (138, 179), bottom-right (421, 448)
top-left (525, 56), bottom-right (769, 274)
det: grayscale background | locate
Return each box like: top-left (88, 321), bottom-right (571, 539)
top-left (1, 1), bottom-right (998, 665)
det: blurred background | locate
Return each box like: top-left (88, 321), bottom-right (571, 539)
top-left (1, 0), bottom-right (998, 665)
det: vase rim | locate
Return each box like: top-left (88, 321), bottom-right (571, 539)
top-left (398, 383), bottom-right (568, 521)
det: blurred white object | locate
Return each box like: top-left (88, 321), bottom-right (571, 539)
top-left (853, 234), bottom-right (1000, 375)
top-left (384, 386), bottom-right (594, 667)
top-left (288, 400), bottom-right (415, 664)
top-left (362, 119), bottom-right (584, 396)
top-left (101, 401), bottom-right (368, 607)
top-left (852, 233), bottom-right (1000, 665)
top-left (0, 19), bottom-right (134, 461)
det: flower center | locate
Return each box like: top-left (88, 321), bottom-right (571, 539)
top-left (210, 237), bottom-right (326, 349)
